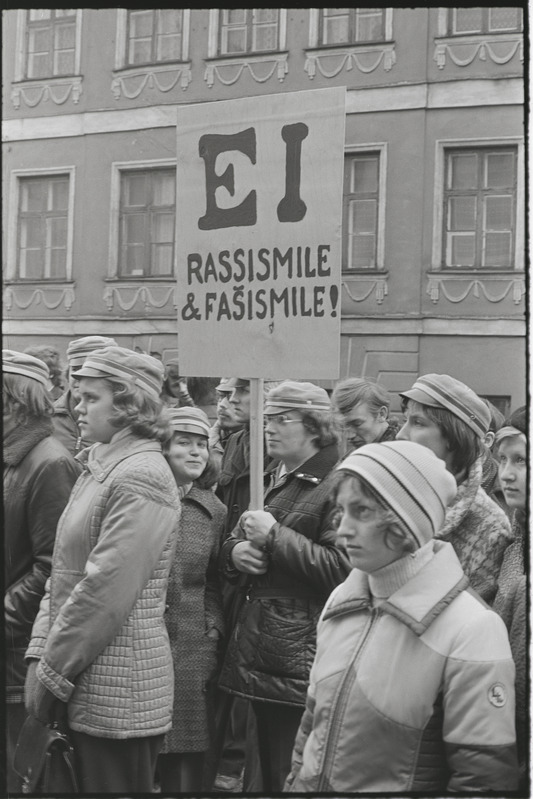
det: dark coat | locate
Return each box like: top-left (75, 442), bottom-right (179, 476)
top-left (162, 486), bottom-right (227, 753)
top-left (52, 390), bottom-right (86, 462)
top-left (4, 418), bottom-right (79, 697)
top-left (218, 443), bottom-right (352, 707)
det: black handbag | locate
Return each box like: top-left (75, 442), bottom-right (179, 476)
top-left (13, 715), bottom-right (79, 794)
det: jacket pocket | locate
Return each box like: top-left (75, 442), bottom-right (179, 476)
top-left (254, 598), bottom-right (317, 680)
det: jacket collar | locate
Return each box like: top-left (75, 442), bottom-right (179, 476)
top-left (3, 417), bottom-right (54, 466)
top-left (323, 541), bottom-right (469, 636)
top-left (183, 485), bottom-right (217, 518)
top-left (266, 442), bottom-right (339, 487)
top-left (76, 427), bottom-right (161, 482)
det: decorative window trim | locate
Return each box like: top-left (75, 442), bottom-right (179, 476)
top-left (108, 159), bottom-right (177, 280)
top-left (205, 9), bottom-right (288, 87)
top-left (112, 10), bottom-right (191, 95)
top-left (426, 273), bottom-right (526, 305)
top-left (3, 285), bottom-right (76, 312)
top-left (342, 275), bottom-right (389, 306)
top-left (431, 137), bottom-right (524, 273)
top-left (5, 166), bottom-right (76, 283)
top-left (11, 10), bottom-right (83, 108)
top-left (102, 283), bottom-right (178, 313)
top-left (343, 143), bottom-right (388, 273)
top-left (434, 7), bottom-right (523, 69)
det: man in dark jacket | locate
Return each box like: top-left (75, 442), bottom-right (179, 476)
top-left (4, 350), bottom-right (79, 791)
top-left (331, 376), bottom-right (399, 455)
top-left (52, 335), bottom-right (116, 458)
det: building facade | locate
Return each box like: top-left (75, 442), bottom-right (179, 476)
top-left (2, 7), bottom-right (526, 412)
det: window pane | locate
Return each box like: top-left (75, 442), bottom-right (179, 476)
top-left (322, 8), bottom-right (350, 44)
top-left (151, 243), bottom-right (173, 275)
top-left (351, 199), bottom-right (376, 234)
top-left (55, 22), bottom-right (75, 49)
top-left (356, 9), bottom-right (384, 42)
top-left (130, 10), bottom-right (153, 38)
top-left (350, 158), bottom-right (378, 193)
top-left (349, 234), bottom-right (376, 268)
top-left (157, 34), bottom-right (181, 61)
top-left (225, 9), bottom-right (247, 24)
top-left (21, 180), bottom-right (46, 212)
top-left (48, 216), bottom-right (67, 247)
top-left (485, 195), bottom-right (513, 230)
top-left (449, 153), bottom-right (478, 189)
top-left (253, 22), bottom-right (278, 51)
top-left (152, 212), bottom-right (174, 242)
top-left (123, 174), bottom-right (148, 207)
top-left (121, 244), bottom-right (145, 276)
top-left (489, 7), bottom-right (521, 31)
top-left (125, 214), bottom-right (147, 244)
top-left (484, 232), bottom-right (512, 266)
top-left (55, 50), bottom-right (75, 75)
top-left (49, 246), bottom-right (67, 278)
top-left (153, 173), bottom-right (175, 206)
top-left (29, 9), bottom-right (51, 21)
top-left (129, 39), bottom-right (152, 64)
top-left (448, 196), bottom-right (476, 231)
top-left (485, 152), bottom-right (515, 188)
top-left (28, 26), bottom-right (51, 52)
top-left (453, 7), bottom-right (483, 33)
top-left (449, 233), bottom-right (476, 265)
top-left (158, 9), bottom-right (182, 34)
top-left (21, 248), bottom-right (43, 280)
top-left (21, 217), bottom-right (43, 248)
top-left (225, 28), bottom-right (247, 53)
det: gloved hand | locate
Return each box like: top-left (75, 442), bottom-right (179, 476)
top-left (24, 660), bottom-right (62, 724)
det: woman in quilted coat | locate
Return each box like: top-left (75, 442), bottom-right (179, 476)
top-left (218, 381), bottom-right (352, 792)
top-left (4, 351), bottom-right (79, 792)
top-left (397, 373), bottom-right (512, 603)
top-left (285, 441), bottom-right (518, 793)
top-left (158, 407), bottom-right (226, 792)
top-left (24, 347), bottom-right (181, 794)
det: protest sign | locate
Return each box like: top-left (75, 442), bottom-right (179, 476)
top-left (175, 86), bottom-right (346, 379)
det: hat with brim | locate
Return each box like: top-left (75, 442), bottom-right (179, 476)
top-left (3, 349), bottom-right (52, 390)
top-left (264, 380), bottom-right (331, 416)
top-left (168, 407), bottom-right (211, 438)
top-left (220, 378), bottom-right (249, 390)
top-left (72, 346), bottom-right (163, 400)
top-left (216, 378), bottom-right (234, 393)
top-left (399, 373), bottom-right (490, 438)
top-left (66, 336), bottom-right (117, 368)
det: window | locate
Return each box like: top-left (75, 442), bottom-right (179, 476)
top-left (126, 10), bottom-right (184, 66)
top-left (319, 8), bottom-right (386, 46)
top-left (449, 7), bottom-right (522, 35)
top-left (16, 175), bottom-right (70, 280)
top-left (443, 148), bottom-right (517, 269)
top-left (219, 9), bottom-right (280, 55)
top-left (119, 169), bottom-right (175, 278)
top-left (343, 154), bottom-right (380, 270)
top-left (24, 9), bottom-right (77, 79)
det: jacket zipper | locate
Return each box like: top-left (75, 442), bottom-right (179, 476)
top-left (317, 607), bottom-right (379, 791)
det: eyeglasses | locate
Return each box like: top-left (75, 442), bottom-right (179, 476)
top-left (264, 413), bottom-right (303, 427)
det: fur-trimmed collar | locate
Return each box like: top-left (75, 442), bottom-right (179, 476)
top-left (4, 417), bottom-right (54, 466)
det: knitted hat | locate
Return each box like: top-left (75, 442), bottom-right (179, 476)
top-left (399, 373), bottom-right (490, 438)
top-left (72, 346), bottom-right (164, 400)
top-left (264, 381), bottom-right (331, 415)
top-left (3, 350), bottom-right (51, 389)
top-left (337, 441), bottom-right (457, 549)
top-left (168, 407), bottom-right (211, 438)
top-left (66, 336), bottom-right (117, 368)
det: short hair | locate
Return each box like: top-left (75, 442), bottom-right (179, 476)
top-left (24, 345), bottom-right (64, 390)
top-left (98, 376), bottom-right (170, 442)
top-left (299, 409), bottom-right (340, 449)
top-left (333, 473), bottom-right (417, 554)
top-left (481, 398), bottom-right (506, 434)
top-left (401, 398), bottom-right (484, 477)
top-left (332, 378), bottom-right (391, 417)
top-left (162, 430), bottom-right (220, 489)
top-left (3, 372), bottom-right (54, 422)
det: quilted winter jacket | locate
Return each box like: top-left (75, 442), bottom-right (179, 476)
top-left (26, 428), bottom-right (181, 739)
top-left (285, 541), bottom-right (518, 793)
top-left (218, 444), bottom-right (352, 706)
top-left (4, 421), bottom-right (79, 697)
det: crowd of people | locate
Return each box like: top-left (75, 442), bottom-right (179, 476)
top-left (4, 336), bottom-right (528, 794)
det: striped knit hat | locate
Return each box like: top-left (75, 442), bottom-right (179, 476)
top-left (399, 373), bottom-right (490, 438)
top-left (72, 346), bottom-right (164, 400)
top-left (66, 336), bottom-right (117, 368)
top-left (264, 380), bottom-right (331, 415)
top-left (168, 407), bottom-right (211, 438)
top-left (3, 349), bottom-right (51, 389)
top-left (337, 441), bottom-right (457, 549)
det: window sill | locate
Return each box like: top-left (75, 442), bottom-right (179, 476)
top-left (433, 33), bottom-right (523, 69)
top-left (204, 51), bottom-right (289, 88)
top-left (111, 62), bottom-right (192, 97)
top-left (3, 278), bottom-right (75, 285)
top-left (304, 42), bottom-right (396, 78)
top-left (104, 276), bottom-right (174, 283)
top-left (11, 75), bottom-right (83, 109)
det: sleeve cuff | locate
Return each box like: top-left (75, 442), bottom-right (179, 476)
top-left (37, 658), bottom-right (75, 702)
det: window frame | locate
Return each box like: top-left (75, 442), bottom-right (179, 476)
top-left (342, 145), bottom-right (387, 273)
top-left (318, 8), bottom-right (387, 47)
top-left (217, 9), bottom-right (281, 56)
top-left (6, 167), bottom-right (76, 283)
top-left (108, 160), bottom-right (177, 281)
top-left (114, 10), bottom-right (190, 69)
top-left (309, 8), bottom-right (393, 47)
top-left (14, 9), bottom-right (82, 82)
top-left (432, 138), bottom-right (524, 272)
top-left (447, 7), bottom-right (523, 36)
top-left (207, 9), bottom-right (287, 58)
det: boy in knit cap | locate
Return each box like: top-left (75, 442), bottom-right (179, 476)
top-left (285, 440), bottom-right (518, 794)
top-left (52, 335), bottom-right (116, 457)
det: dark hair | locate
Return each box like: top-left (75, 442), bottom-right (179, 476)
top-left (333, 472), bottom-right (417, 554)
top-left (3, 373), bottom-right (54, 423)
top-left (507, 405), bottom-right (526, 435)
top-left (194, 451), bottom-right (220, 490)
top-left (300, 410), bottom-right (340, 448)
top-left (481, 398), bottom-right (505, 433)
top-left (401, 398), bottom-right (484, 477)
top-left (24, 345), bottom-right (65, 390)
top-left (332, 378), bottom-right (391, 417)
top-left (102, 376), bottom-right (170, 442)
top-left (187, 377), bottom-right (219, 406)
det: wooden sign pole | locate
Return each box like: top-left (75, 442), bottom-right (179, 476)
top-left (249, 378), bottom-right (264, 511)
